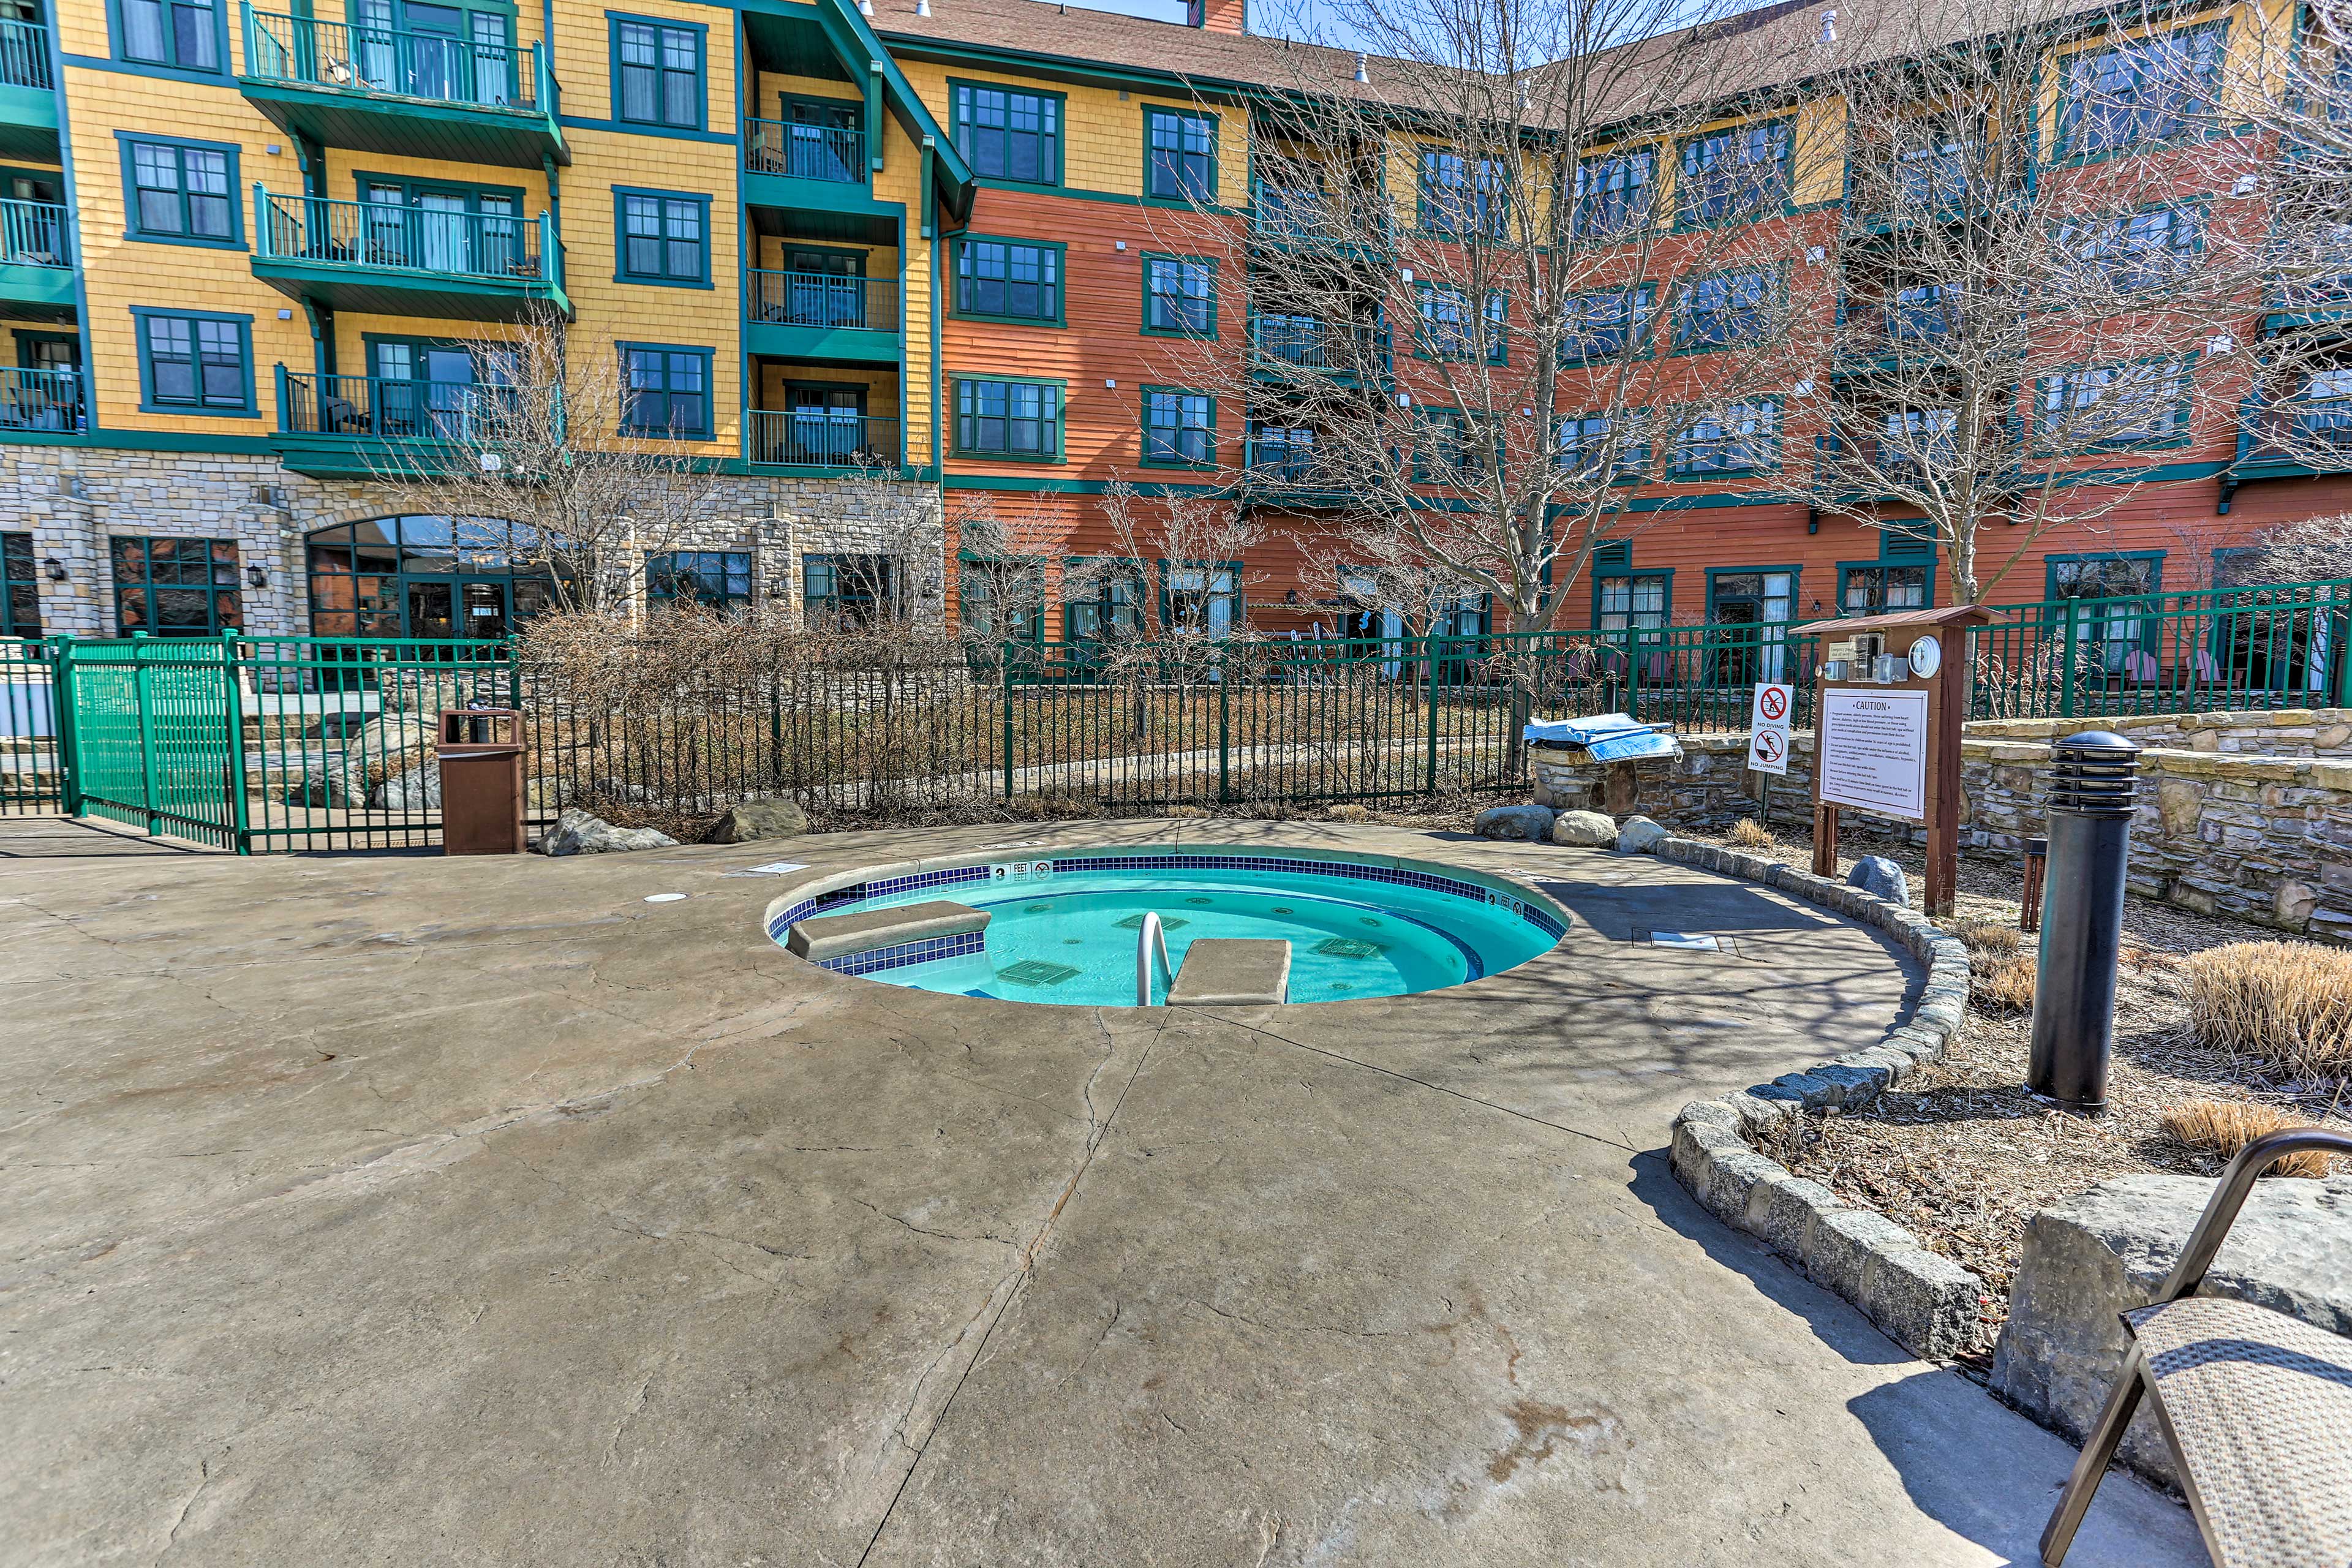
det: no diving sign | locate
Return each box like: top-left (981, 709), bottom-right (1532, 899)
top-left (1747, 683), bottom-right (1793, 776)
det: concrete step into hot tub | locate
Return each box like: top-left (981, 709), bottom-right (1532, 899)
top-left (787, 900), bottom-right (990, 967)
top-left (1167, 938), bottom-right (1291, 1006)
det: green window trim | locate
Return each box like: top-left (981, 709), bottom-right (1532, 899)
top-left (1140, 385), bottom-right (1216, 469)
top-left (952, 375), bottom-right (1066, 463)
top-left (1559, 282), bottom-right (1656, 364)
top-left (1142, 103), bottom-right (1218, 206)
top-left (1664, 398), bottom-right (1781, 480)
top-left (2052, 20), bottom-right (2230, 164)
top-left (949, 78), bottom-right (1065, 189)
top-left (1155, 556), bottom-right (1244, 636)
top-left (0, 532), bottom-right (41, 638)
top-left (1672, 117), bottom-right (1793, 231)
top-left (2032, 355), bottom-right (2196, 455)
top-left (110, 535), bottom-right (243, 636)
top-left (1556, 409), bottom-right (1651, 483)
top-left (612, 186), bottom-right (712, 288)
top-left (107, 0), bottom-right (228, 75)
top-left (2049, 198), bottom-right (2209, 294)
top-left (1415, 146), bottom-right (1508, 239)
top-left (617, 341), bottom-right (714, 439)
top-left (608, 12), bottom-right (708, 133)
top-left (951, 233), bottom-right (1066, 326)
top-left (2043, 549), bottom-right (2166, 598)
top-left (1060, 554), bottom-right (1147, 644)
top-left (1671, 263), bottom-right (1785, 354)
top-left (1572, 146), bottom-right (1655, 244)
top-left (1140, 252), bottom-right (1218, 339)
top-left (130, 307), bottom-right (256, 418)
top-left (350, 170), bottom-right (529, 211)
top-left (647, 549), bottom-right (751, 610)
top-left (1411, 405), bottom-right (1488, 484)
top-left (1592, 564), bottom-right (1674, 632)
top-left (115, 132), bottom-right (243, 251)
top-left (957, 549), bottom-right (1047, 646)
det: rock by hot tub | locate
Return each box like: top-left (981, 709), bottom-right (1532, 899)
top-left (788, 900), bottom-right (990, 965)
top-left (1167, 938), bottom-right (1291, 1006)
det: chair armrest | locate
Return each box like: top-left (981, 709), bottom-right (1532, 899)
top-left (2156, 1126), bottom-right (2352, 1303)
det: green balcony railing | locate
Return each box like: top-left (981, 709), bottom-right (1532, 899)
top-left (0, 197), bottom-right (67, 268)
top-left (0, 365), bottom-right (83, 432)
top-left (255, 189), bottom-right (557, 285)
top-left (0, 19), bottom-right (50, 91)
top-left (746, 268), bottom-right (897, 331)
top-left (279, 369), bottom-right (518, 440)
top-left (748, 409), bottom-right (900, 467)
top-left (1248, 315), bottom-right (1390, 373)
top-left (241, 6), bottom-right (552, 114)
top-left (744, 118), bottom-right (865, 184)
top-left (2243, 391), bottom-right (2352, 466)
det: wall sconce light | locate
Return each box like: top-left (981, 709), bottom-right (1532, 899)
top-left (43, 557), bottom-right (66, 582)
top-left (246, 565), bottom-right (269, 589)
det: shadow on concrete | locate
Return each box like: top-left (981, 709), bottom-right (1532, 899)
top-left (1529, 875), bottom-right (1843, 940)
top-left (0, 816), bottom-right (216, 858)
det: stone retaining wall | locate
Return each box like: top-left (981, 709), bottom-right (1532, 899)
top-left (1969, 707), bottom-right (2352, 756)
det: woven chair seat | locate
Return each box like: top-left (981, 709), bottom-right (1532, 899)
top-left (2123, 1296), bottom-right (2352, 1567)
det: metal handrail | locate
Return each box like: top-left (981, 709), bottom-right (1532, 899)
top-left (1135, 910), bottom-right (1173, 1006)
top-left (241, 5), bottom-right (545, 111)
top-left (254, 188), bottom-right (554, 284)
top-left (0, 197), bottom-right (69, 268)
top-left (0, 19), bottom-right (50, 90)
top-left (742, 117), bottom-right (865, 183)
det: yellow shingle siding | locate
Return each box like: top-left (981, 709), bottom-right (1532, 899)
top-left (551, 0), bottom-right (736, 127)
top-left (898, 59), bottom-right (1247, 203)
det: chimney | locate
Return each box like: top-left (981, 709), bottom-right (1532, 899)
top-left (1186, 0), bottom-right (1246, 33)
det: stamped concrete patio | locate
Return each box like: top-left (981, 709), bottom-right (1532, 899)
top-left (0, 816), bottom-right (2199, 1566)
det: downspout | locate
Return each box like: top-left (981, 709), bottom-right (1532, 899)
top-left (303, 301), bottom-right (330, 379)
top-left (866, 59), bottom-right (884, 173)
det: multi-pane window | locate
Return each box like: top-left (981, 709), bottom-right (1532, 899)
top-left (1145, 107), bottom-right (1215, 201)
top-left (1417, 285), bottom-right (1471, 359)
top-left (1676, 121), bottom-right (1790, 225)
top-left (111, 537), bottom-right (241, 636)
top-left (956, 237), bottom-right (1060, 321)
top-left (647, 550), bottom-right (750, 611)
top-left (1879, 407), bottom-right (1959, 470)
top-left (1248, 421), bottom-right (1316, 479)
top-left (953, 83), bottom-right (1058, 183)
top-left (1144, 255), bottom-right (1215, 336)
top-left (2059, 25), bottom-right (2223, 157)
top-left (1414, 409), bottom-right (1477, 481)
top-left (2038, 361), bottom-right (2190, 448)
top-left (956, 379), bottom-right (1061, 459)
top-left (959, 559), bottom-right (1043, 645)
top-left (1676, 269), bottom-right (1774, 349)
top-left (803, 553), bottom-right (896, 628)
top-left (1596, 572), bottom-right (1668, 632)
top-left (619, 194), bottom-right (705, 282)
top-left (1, 533), bottom-right (40, 636)
top-left (1884, 282), bottom-right (1956, 342)
top-left (140, 313), bottom-right (249, 412)
top-left (1575, 150), bottom-right (1652, 241)
top-left (1558, 413), bottom-right (1645, 480)
top-left (1164, 564), bottom-right (1238, 635)
top-left (1065, 562), bottom-right (1144, 643)
top-left (1419, 149), bottom-right (1507, 238)
top-left (1672, 400), bottom-right (1778, 475)
top-left (614, 20), bottom-right (701, 130)
top-left (126, 140), bottom-right (233, 242)
top-left (1143, 389), bottom-right (1213, 466)
top-left (2059, 206), bottom-right (2201, 291)
top-left (119, 0), bottom-right (219, 70)
top-left (622, 347), bottom-right (710, 437)
top-left (2049, 555), bottom-right (2162, 674)
top-left (1560, 285), bottom-right (1653, 361)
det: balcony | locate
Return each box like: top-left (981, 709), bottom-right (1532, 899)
top-left (2226, 391), bottom-right (2352, 502)
top-left (744, 270), bottom-right (899, 363)
top-left (0, 20), bottom-right (56, 160)
top-left (0, 197), bottom-right (72, 316)
top-left (1832, 288), bottom-right (1959, 375)
top-left (743, 118), bottom-right (892, 227)
top-left (271, 369), bottom-right (508, 477)
top-left (1247, 315), bottom-right (1390, 385)
top-left (1239, 432), bottom-right (1352, 507)
top-left (0, 366), bottom-right (83, 436)
top-left (1248, 184), bottom-right (1393, 257)
top-left (747, 409), bottom-right (900, 472)
top-left (238, 7), bottom-right (565, 168)
top-left (251, 191), bottom-right (570, 320)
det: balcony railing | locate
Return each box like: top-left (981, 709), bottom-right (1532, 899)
top-left (255, 190), bottom-right (556, 284)
top-left (0, 20), bottom-right (50, 91)
top-left (744, 118), bottom-right (865, 184)
top-left (241, 7), bottom-right (551, 113)
top-left (0, 198), bottom-right (68, 268)
top-left (748, 409), bottom-right (899, 467)
top-left (747, 269), bottom-right (897, 331)
top-left (279, 370), bottom-right (518, 440)
top-left (1249, 184), bottom-right (1393, 247)
top-left (1248, 316), bottom-right (1389, 372)
top-left (1244, 437), bottom-right (1323, 484)
top-left (2245, 394), bottom-right (2352, 462)
top-left (0, 366), bottom-right (82, 432)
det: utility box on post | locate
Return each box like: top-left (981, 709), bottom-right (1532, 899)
top-left (436, 707), bottom-right (524, 856)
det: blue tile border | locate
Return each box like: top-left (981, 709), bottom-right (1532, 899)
top-left (816, 929), bottom-right (986, 976)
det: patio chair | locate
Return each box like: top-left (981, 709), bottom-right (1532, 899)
top-left (2040, 1125), bottom-right (2352, 1567)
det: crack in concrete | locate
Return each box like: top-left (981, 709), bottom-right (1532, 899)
top-left (159, 1457), bottom-right (209, 1558)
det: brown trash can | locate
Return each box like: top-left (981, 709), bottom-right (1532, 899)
top-left (436, 707), bottom-right (525, 855)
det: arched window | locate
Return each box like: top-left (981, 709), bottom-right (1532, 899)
top-left (304, 516), bottom-right (567, 638)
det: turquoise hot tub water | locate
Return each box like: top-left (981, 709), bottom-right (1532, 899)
top-left (770, 851), bottom-right (1566, 1006)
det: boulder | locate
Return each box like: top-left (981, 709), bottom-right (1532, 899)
top-left (706, 797), bottom-right (810, 844)
top-left (537, 808), bottom-right (679, 857)
top-left (1617, 815), bottom-right (1669, 853)
top-left (1474, 804), bottom-right (1555, 842)
top-left (1846, 855), bottom-right (1910, 907)
top-left (1991, 1172), bottom-right (2352, 1488)
top-left (371, 762), bottom-right (440, 812)
top-left (1550, 809), bottom-right (1618, 847)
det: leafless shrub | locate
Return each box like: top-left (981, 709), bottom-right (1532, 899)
top-left (1725, 818), bottom-right (1776, 849)
top-left (2230, 514), bottom-right (2352, 588)
top-left (2158, 1098), bottom-right (2332, 1178)
top-left (1973, 951), bottom-right (2039, 1016)
top-left (2185, 942), bottom-right (2352, 1077)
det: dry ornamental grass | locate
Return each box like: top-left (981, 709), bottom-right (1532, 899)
top-left (1725, 817), bottom-right (1777, 849)
top-left (2158, 1098), bottom-right (2333, 1178)
top-left (2184, 942), bottom-right (2352, 1077)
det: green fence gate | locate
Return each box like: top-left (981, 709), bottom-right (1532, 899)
top-left (0, 636), bottom-right (64, 816)
top-left (61, 636), bottom-right (246, 850)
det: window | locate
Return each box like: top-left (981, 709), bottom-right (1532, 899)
top-left (2038, 360), bottom-right (2191, 449)
top-left (1417, 285), bottom-right (1471, 360)
top-left (121, 136), bottom-right (236, 246)
top-left (1163, 562), bottom-right (1238, 636)
top-left (1841, 536), bottom-right (1936, 614)
top-left (1, 532), bottom-right (40, 636)
top-left (612, 17), bottom-right (703, 130)
top-left (1248, 421), bottom-right (1316, 480)
top-left (135, 310), bottom-right (252, 415)
top-left (1064, 560), bottom-right (1144, 643)
top-left (1414, 409), bottom-right (1479, 482)
top-left (647, 550), bottom-right (750, 611)
top-left (116, 0), bottom-right (221, 71)
top-left (111, 537), bottom-right (241, 636)
top-left (1557, 413), bottom-right (1646, 480)
top-left (1885, 282), bottom-right (1956, 342)
top-left (2057, 205), bottom-right (2201, 291)
top-left (803, 552), bottom-right (897, 628)
top-left (955, 236), bottom-right (1061, 323)
top-left (2058, 24), bottom-right (2223, 158)
top-left (959, 557), bottom-right (1044, 646)
top-left (1677, 269), bottom-right (1775, 349)
top-left (1418, 149), bottom-right (1507, 238)
top-left (1671, 400), bottom-right (1778, 475)
top-left (2047, 554), bottom-right (2163, 674)
top-left (1142, 254), bottom-right (1215, 336)
top-left (953, 82), bottom-right (1060, 184)
top-left (621, 345), bottom-right (711, 437)
top-left (616, 192), bottom-right (708, 285)
top-left (1575, 149), bottom-right (1652, 241)
top-left (1676, 121), bottom-right (1790, 226)
top-left (1879, 407), bottom-right (1959, 470)
top-left (1560, 284), bottom-right (1653, 362)
top-left (956, 378), bottom-right (1062, 460)
top-left (1142, 388), bottom-right (1214, 466)
top-left (1145, 106), bottom-right (1215, 202)
top-left (1596, 571), bottom-right (1669, 632)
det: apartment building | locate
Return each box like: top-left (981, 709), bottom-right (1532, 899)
top-left (0, 0), bottom-right (2342, 647)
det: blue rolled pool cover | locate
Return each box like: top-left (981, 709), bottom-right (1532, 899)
top-left (1523, 712), bottom-right (1681, 762)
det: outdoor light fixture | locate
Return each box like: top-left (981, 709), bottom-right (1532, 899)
top-left (246, 565), bottom-right (269, 589)
top-left (43, 557), bottom-right (66, 582)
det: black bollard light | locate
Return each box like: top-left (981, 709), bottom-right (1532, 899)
top-left (2026, 731), bottom-right (2143, 1112)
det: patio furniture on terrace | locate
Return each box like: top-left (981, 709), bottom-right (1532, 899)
top-left (2040, 1125), bottom-right (2352, 1567)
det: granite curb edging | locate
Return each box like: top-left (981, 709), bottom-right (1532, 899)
top-left (1651, 837), bottom-right (1989, 1361)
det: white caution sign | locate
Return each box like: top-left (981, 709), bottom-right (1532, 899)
top-left (1747, 682), bottom-right (1793, 776)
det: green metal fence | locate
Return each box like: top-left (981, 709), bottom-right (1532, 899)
top-left (0, 637), bottom-right (63, 816)
top-left (61, 636), bottom-right (246, 849)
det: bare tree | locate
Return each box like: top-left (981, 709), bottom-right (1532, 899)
top-left (793, 459), bottom-right (947, 633)
top-left (363, 303), bottom-right (731, 614)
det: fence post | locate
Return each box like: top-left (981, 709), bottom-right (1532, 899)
top-left (134, 641), bottom-right (159, 837)
top-left (2334, 594), bottom-right (2352, 709)
top-left (221, 631), bottom-right (250, 854)
top-left (1000, 648), bottom-right (1014, 800)
top-left (2059, 605), bottom-right (2080, 720)
top-left (1423, 631), bottom-right (1440, 793)
top-left (52, 636), bottom-right (79, 818)
top-left (1217, 654), bottom-right (1231, 804)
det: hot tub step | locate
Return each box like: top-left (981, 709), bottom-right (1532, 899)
top-left (788, 900), bottom-right (990, 964)
top-left (1167, 938), bottom-right (1291, 1006)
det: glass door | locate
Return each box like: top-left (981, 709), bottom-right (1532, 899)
top-left (417, 189), bottom-right (469, 273)
top-left (401, 1), bottom-right (464, 99)
top-left (469, 9), bottom-right (512, 104)
top-left (459, 580), bottom-right (509, 638)
top-left (786, 98), bottom-right (858, 181)
top-left (405, 581), bottom-right (456, 638)
top-left (783, 247), bottom-right (864, 327)
top-left (789, 385), bottom-right (864, 463)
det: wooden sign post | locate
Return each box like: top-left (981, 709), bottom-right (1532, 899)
top-left (1788, 605), bottom-right (1992, 917)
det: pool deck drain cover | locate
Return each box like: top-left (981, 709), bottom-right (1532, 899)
top-left (1645, 931), bottom-right (1721, 952)
top-left (998, 960), bottom-right (1083, 987)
